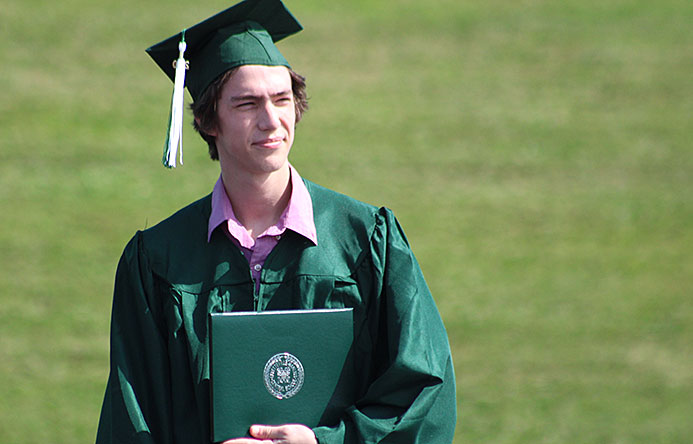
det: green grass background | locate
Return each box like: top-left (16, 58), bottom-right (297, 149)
top-left (1, 0), bottom-right (691, 442)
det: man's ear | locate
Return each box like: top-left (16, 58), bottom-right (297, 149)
top-left (195, 116), bottom-right (217, 138)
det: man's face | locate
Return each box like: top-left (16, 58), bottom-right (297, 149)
top-left (210, 65), bottom-right (296, 178)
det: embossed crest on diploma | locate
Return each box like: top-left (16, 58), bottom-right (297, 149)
top-left (263, 352), bottom-right (305, 400)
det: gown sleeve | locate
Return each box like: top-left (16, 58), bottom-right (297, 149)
top-left (95, 232), bottom-right (174, 444)
top-left (313, 208), bottom-right (457, 444)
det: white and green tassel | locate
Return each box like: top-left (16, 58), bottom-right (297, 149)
top-left (163, 30), bottom-right (188, 168)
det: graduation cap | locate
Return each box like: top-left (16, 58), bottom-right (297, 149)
top-left (145, 0), bottom-right (303, 168)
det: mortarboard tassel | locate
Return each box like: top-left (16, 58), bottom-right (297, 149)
top-left (163, 31), bottom-right (188, 168)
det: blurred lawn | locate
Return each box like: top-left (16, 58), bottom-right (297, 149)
top-left (1, 0), bottom-right (691, 442)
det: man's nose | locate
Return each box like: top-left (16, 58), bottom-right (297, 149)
top-left (257, 102), bottom-right (281, 130)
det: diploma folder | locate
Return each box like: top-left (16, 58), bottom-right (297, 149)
top-left (208, 308), bottom-right (354, 442)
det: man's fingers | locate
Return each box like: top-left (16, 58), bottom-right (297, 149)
top-left (247, 424), bottom-right (317, 444)
top-left (221, 438), bottom-right (272, 444)
top-left (249, 424), bottom-right (283, 440)
top-left (220, 424), bottom-right (316, 443)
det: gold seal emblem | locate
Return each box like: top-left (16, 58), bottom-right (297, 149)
top-left (263, 352), bottom-right (305, 400)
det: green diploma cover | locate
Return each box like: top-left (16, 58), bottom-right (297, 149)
top-left (208, 308), bottom-right (354, 442)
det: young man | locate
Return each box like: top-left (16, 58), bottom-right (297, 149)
top-left (96, 1), bottom-right (456, 443)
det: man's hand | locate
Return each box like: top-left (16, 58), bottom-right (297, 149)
top-left (222, 424), bottom-right (317, 444)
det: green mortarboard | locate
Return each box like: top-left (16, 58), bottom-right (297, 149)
top-left (147, 0), bottom-right (302, 101)
top-left (145, 0), bottom-right (302, 167)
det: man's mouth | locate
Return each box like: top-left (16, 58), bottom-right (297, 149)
top-left (253, 137), bottom-right (285, 148)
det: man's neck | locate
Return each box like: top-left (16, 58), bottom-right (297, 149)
top-left (221, 164), bottom-right (292, 240)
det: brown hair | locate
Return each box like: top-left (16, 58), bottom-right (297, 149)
top-left (190, 67), bottom-right (309, 160)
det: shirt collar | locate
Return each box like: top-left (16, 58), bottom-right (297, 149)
top-left (207, 164), bottom-right (318, 247)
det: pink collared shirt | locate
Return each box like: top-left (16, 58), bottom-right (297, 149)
top-left (207, 165), bottom-right (318, 291)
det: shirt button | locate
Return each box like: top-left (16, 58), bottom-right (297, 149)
top-left (275, 235), bottom-right (282, 241)
top-left (253, 264), bottom-right (262, 272)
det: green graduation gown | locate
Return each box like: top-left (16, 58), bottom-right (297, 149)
top-left (96, 180), bottom-right (456, 444)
